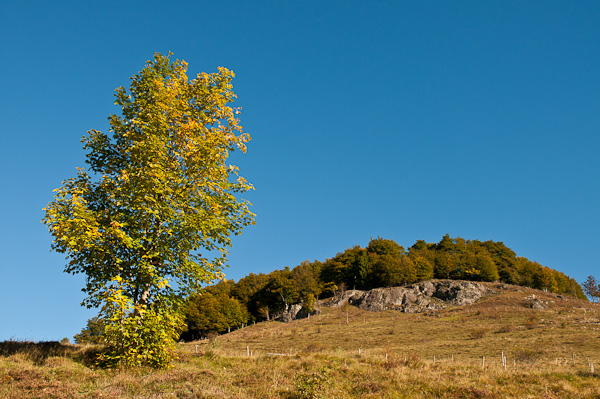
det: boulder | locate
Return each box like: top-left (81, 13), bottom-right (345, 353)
top-left (530, 298), bottom-right (548, 310)
top-left (275, 304), bottom-right (321, 322)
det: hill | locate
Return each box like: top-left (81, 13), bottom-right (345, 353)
top-left (3, 283), bottom-right (599, 398)
top-left (179, 235), bottom-right (586, 340)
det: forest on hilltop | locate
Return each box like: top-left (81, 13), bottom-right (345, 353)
top-left (176, 235), bottom-right (585, 341)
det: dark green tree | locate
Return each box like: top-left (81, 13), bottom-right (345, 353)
top-left (74, 316), bottom-right (105, 344)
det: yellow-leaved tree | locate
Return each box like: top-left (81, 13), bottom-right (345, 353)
top-left (43, 53), bottom-right (254, 368)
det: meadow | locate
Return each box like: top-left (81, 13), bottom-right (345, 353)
top-left (2, 283), bottom-right (600, 398)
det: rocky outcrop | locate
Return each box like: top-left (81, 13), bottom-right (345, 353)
top-left (525, 294), bottom-right (549, 310)
top-left (320, 280), bottom-right (496, 313)
top-left (275, 304), bottom-right (321, 322)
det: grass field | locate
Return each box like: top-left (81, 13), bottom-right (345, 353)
top-left (2, 283), bottom-right (600, 398)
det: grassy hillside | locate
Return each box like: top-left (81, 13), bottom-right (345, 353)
top-left (181, 237), bottom-right (586, 341)
top-left (2, 283), bottom-right (600, 398)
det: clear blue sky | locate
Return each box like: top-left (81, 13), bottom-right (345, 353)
top-left (1, 1), bottom-right (598, 341)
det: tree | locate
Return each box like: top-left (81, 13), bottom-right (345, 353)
top-left (582, 275), bottom-right (600, 302)
top-left (74, 316), bottom-right (105, 344)
top-left (411, 255), bottom-right (434, 281)
top-left (42, 53), bottom-right (254, 368)
top-left (292, 261), bottom-right (321, 302)
top-left (262, 269), bottom-right (299, 314)
top-left (474, 253), bottom-right (499, 282)
top-left (367, 237), bottom-right (405, 258)
top-left (319, 246), bottom-right (363, 289)
top-left (230, 272), bottom-right (270, 319)
top-left (182, 292), bottom-right (249, 340)
top-left (351, 250), bottom-right (370, 289)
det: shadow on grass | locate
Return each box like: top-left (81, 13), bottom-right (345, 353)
top-left (0, 340), bottom-right (103, 368)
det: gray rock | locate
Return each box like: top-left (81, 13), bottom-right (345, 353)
top-left (275, 304), bottom-right (321, 322)
top-left (530, 298), bottom-right (548, 310)
top-left (321, 280), bottom-right (496, 313)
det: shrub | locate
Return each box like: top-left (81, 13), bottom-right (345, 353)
top-left (401, 352), bottom-right (423, 368)
top-left (470, 328), bottom-right (490, 339)
top-left (304, 343), bottom-right (326, 353)
top-left (96, 288), bottom-right (185, 369)
top-left (295, 367), bottom-right (330, 399)
top-left (524, 322), bottom-right (538, 330)
top-left (513, 348), bottom-right (542, 365)
top-left (524, 315), bottom-right (539, 329)
top-left (497, 324), bottom-right (515, 333)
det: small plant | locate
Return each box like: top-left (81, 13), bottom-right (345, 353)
top-left (497, 324), bottom-right (515, 333)
top-left (513, 348), bottom-right (542, 365)
top-left (304, 343), bottom-right (326, 353)
top-left (295, 367), bottom-right (330, 399)
top-left (383, 352), bottom-right (404, 370)
top-left (524, 314), bottom-right (540, 330)
top-left (60, 337), bottom-right (70, 345)
top-left (401, 352), bottom-right (423, 368)
top-left (207, 332), bottom-right (219, 343)
top-left (470, 328), bottom-right (489, 339)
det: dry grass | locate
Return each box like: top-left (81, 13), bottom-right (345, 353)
top-left (2, 283), bottom-right (600, 398)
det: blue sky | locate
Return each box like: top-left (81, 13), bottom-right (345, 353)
top-left (1, 1), bottom-right (598, 341)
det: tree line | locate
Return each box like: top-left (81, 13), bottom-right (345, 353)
top-left (177, 235), bottom-right (586, 340)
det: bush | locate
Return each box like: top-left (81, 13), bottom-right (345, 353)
top-left (470, 328), bottom-right (489, 339)
top-left (74, 316), bottom-right (105, 344)
top-left (513, 348), bottom-right (542, 365)
top-left (524, 315), bottom-right (539, 329)
top-left (497, 324), bottom-right (515, 333)
top-left (295, 367), bottom-right (330, 399)
top-left (96, 288), bottom-right (184, 369)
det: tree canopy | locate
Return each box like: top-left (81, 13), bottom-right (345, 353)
top-left (44, 53), bottom-right (254, 367)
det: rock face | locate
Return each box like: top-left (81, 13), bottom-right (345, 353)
top-left (276, 304), bottom-right (321, 322)
top-left (321, 280), bottom-right (496, 313)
